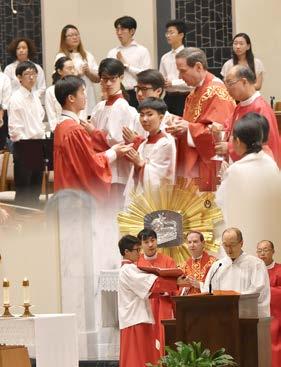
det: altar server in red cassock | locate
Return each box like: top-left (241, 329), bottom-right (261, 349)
top-left (54, 75), bottom-right (130, 200)
top-left (166, 47), bottom-right (235, 190)
top-left (118, 235), bottom-right (178, 367)
top-left (215, 65), bottom-right (281, 167)
top-left (180, 231), bottom-right (216, 294)
top-left (137, 228), bottom-right (176, 356)
top-left (257, 240), bottom-right (281, 367)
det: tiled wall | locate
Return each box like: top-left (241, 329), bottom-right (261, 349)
top-left (176, 0), bottom-right (233, 77)
top-left (0, 0), bottom-right (42, 69)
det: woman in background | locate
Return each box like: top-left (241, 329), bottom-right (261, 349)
top-left (55, 24), bottom-right (99, 116)
top-left (221, 33), bottom-right (264, 90)
top-left (4, 38), bottom-right (46, 98)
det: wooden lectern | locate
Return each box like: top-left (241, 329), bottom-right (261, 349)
top-left (162, 293), bottom-right (271, 367)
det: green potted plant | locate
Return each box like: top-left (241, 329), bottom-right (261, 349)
top-left (146, 341), bottom-right (237, 367)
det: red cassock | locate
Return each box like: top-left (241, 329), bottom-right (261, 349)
top-left (119, 276), bottom-right (177, 367)
top-left (177, 72), bottom-right (236, 191)
top-left (54, 119), bottom-right (112, 200)
top-left (268, 263), bottom-right (281, 367)
top-left (182, 251), bottom-right (216, 294)
top-left (137, 253), bottom-right (176, 356)
top-left (227, 95), bottom-right (281, 168)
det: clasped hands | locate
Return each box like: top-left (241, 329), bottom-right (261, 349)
top-left (177, 275), bottom-right (200, 289)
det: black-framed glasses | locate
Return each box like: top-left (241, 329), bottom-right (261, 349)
top-left (130, 248), bottom-right (141, 253)
top-left (134, 86), bottom-right (154, 93)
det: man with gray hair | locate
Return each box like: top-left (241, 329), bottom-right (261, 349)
top-left (215, 64), bottom-right (281, 166)
top-left (166, 47), bottom-right (235, 191)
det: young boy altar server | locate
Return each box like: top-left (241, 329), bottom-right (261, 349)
top-left (125, 97), bottom-right (176, 194)
top-left (118, 235), bottom-right (178, 367)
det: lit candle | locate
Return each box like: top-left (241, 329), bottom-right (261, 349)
top-left (22, 278), bottom-right (30, 305)
top-left (3, 278), bottom-right (10, 305)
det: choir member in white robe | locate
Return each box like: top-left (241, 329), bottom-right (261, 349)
top-left (202, 227), bottom-right (270, 317)
top-left (125, 97), bottom-right (176, 196)
top-left (118, 235), bottom-right (178, 367)
top-left (216, 113), bottom-right (281, 256)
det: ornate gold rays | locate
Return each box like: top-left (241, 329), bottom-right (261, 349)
top-left (118, 178), bottom-right (222, 266)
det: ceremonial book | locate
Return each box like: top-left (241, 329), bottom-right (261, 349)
top-left (138, 266), bottom-right (183, 277)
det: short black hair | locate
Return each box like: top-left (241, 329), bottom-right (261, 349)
top-left (137, 228), bottom-right (157, 241)
top-left (186, 231), bottom-right (204, 242)
top-left (114, 16), bottom-right (137, 30)
top-left (138, 97), bottom-right (167, 114)
top-left (258, 115), bottom-right (270, 143)
top-left (55, 75), bottom-right (85, 107)
top-left (137, 69), bottom-right (165, 92)
top-left (118, 235), bottom-right (140, 256)
top-left (98, 58), bottom-right (124, 78)
top-left (166, 19), bottom-right (187, 37)
top-left (52, 56), bottom-right (72, 84)
top-left (233, 112), bottom-right (263, 154)
top-left (15, 61), bottom-right (38, 76)
top-left (222, 227), bottom-right (243, 243)
top-left (234, 65), bottom-right (256, 84)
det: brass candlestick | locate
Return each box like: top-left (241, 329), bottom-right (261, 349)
top-left (1, 304), bottom-right (14, 318)
top-left (20, 303), bottom-right (34, 318)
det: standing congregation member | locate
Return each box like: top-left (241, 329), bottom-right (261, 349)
top-left (137, 228), bottom-right (176, 356)
top-left (0, 66), bottom-right (11, 149)
top-left (108, 16), bottom-right (151, 108)
top-left (221, 33), bottom-right (264, 90)
top-left (8, 61), bottom-right (45, 207)
top-left (215, 65), bottom-right (281, 167)
top-left (180, 231), bottom-right (216, 295)
top-left (118, 235), bottom-right (178, 367)
top-left (56, 24), bottom-right (99, 116)
top-left (4, 38), bottom-right (46, 99)
top-left (216, 113), bottom-right (281, 255)
top-left (159, 19), bottom-right (191, 115)
top-left (202, 228), bottom-right (270, 317)
top-left (53, 75), bottom-right (130, 200)
top-left (257, 240), bottom-right (281, 367)
top-left (167, 47), bottom-right (235, 190)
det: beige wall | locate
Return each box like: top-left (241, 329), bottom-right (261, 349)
top-left (41, 0), bottom-right (157, 90)
top-left (233, 0), bottom-right (281, 103)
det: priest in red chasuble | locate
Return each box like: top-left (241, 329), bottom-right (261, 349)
top-left (166, 47), bottom-right (235, 190)
top-left (257, 240), bottom-right (281, 367)
top-left (53, 75), bottom-right (130, 201)
top-left (215, 65), bottom-right (281, 167)
top-left (180, 231), bottom-right (216, 294)
top-left (137, 228), bottom-right (176, 356)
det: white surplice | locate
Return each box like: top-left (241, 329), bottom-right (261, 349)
top-left (118, 261), bottom-right (157, 329)
top-left (216, 151), bottom-right (281, 256)
top-left (90, 97), bottom-right (135, 184)
top-left (202, 252), bottom-right (271, 317)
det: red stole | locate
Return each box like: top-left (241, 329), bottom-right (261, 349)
top-left (183, 251), bottom-right (216, 294)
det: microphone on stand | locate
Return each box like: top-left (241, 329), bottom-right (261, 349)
top-left (209, 263), bottom-right (222, 295)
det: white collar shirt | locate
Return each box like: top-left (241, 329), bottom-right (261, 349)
top-left (107, 40), bottom-right (151, 90)
top-left (8, 86), bottom-right (45, 142)
top-left (0, 72), bottom-right (12, 109)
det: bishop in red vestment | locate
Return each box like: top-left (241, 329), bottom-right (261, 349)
top-left (137, 228), bottom-right (176, 356)
top-left (180, 231), bottom-right (216, 294)
top-left (167, 48), bottom-right (235, 190)
top-left (218, 65), bottom-right (281, 167)
top-left (118, 235), bottom-right (178, 367)
top-left (257, 240), bottom-right (281, 366)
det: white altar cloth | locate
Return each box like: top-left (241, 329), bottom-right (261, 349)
top-left (0, 313), bottom-right (78, 367)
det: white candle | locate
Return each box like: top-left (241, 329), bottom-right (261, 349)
top-left (22, 278), bottom-right (30, 305)
top-left (3, 278), bottom-right (10, 305)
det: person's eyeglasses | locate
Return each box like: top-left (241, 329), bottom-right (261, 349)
top-left (134, 86), bottom-right (154, 93)
top-left (224, 79), bottom-right (241, 87)
top-left (257, 249), bottom-right (272, 254)
top-left (22, 72), bottom-right (37, 78)
top-left (100, 75), bottom-right (119, 83)
top-left (165, 31), bottom-right (177, 36)
top-left (66, 33), bottom-right (80, 38)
